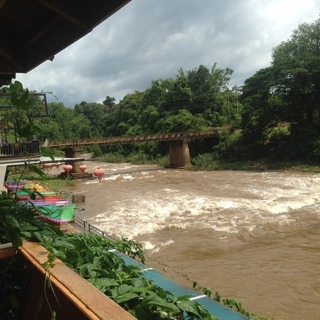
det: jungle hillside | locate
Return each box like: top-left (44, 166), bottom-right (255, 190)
top-left (1, 17), bottom-right (320, 169)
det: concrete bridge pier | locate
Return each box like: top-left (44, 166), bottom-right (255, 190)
top-left (169, 140), bottom-right (191, 168)
top-left (63, 147), bottom-right (83, 173)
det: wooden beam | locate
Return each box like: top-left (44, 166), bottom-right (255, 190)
top-left (21, 14), bottom-right (62, 52)
top-left (0, 23), bottom-right (25, 72)
top-left (22, 18), bottom-right (90, 71)
top-left (0, 0), bottom-right (6, 10)
top-left (0, 0), bottom-right (132, 74)
top-left (36, 0), bottom-right (86, 28)
top-left (83, 0), bottom-right (132, 28)
top-left (0, 41), bottom-right (25, 71)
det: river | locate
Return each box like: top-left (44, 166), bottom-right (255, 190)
top-left (72, 161), bottom-right (320, 320)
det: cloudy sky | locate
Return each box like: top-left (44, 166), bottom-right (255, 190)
top-left (17, 0), bottom-right (319, 107)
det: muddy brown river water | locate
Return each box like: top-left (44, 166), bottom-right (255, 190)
top-left (72, 161), bottom-right (320, 320)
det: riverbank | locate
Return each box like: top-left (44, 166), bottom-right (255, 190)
top-left (96, 151), bottom-right (320, 173)
top-left (211, 160), bottom-right (320, 172)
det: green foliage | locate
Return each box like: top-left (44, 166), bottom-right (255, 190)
top-left (42, 233), bottom-right (218, 320)
top-left (186, 64), bottom-right (233, 116)
top-left (103, 96), bottom-right (116, 108)
top-left (221, 298), bottom-right (267, 320)
top-left (0, 81), bottom-right (43, 141)
top-left (36, 102), bottom-right (75, 140)
top-left (98, 152), bottom-right (126, 163)
top-left (126, 152), bottom-right (154, 164)
top-left (74, 102), bottom-right (109, 137)
top-left (0, 192), bottom-right (63, 247)
top-left (270, 124), bottom-right (320, 161)
top-left (241, 67), bottom-right (281, 143)
top-left (192, 153), bottom-right (220, 169)
top-left (156, 155), bottom-right (170, 167)
top-left (0, 189), bottom-right (62, 319)
top-left (241, 16), bottom-right (320, 158)
top-left (155, 109), bottom-right (208, 133)
top-left (272, 18), bottom-right (320, 125)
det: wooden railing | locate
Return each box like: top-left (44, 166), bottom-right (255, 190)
top-left (18, 241), bottom-right (136, 320)
top-left (0, 139), bottom-right (40, 157)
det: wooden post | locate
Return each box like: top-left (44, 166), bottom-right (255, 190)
top-left (0, 243), bottom-right (15, 259)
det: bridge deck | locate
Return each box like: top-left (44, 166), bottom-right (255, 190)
top-left (47, 129), bottom-right (225, 149)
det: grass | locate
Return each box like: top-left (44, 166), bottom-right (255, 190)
top-left (191, 159), bottom-right (320, 173)
top-left (7, 166), bottom-right (76, 193)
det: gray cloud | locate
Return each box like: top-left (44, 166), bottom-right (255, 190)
top-left (17, 0), bottom-right (320, 107)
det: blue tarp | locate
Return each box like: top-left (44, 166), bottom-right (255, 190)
top-left (114, 251), bottom-right (248, 320)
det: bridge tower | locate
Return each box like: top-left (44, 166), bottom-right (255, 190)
top-left (169, 139), bottom-right (191, 168)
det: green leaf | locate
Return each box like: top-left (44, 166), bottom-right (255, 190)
top-left (4, 215), bottom-right (20, 228)
top-left (17, 123), bottom-right (34, 140)
top-left (17, 89), bottom-right (30, 110)
top-left (0, 206), bottom-right (14, 214)
top-left (177, 299), bottom-right (202, 317)
top-left (115, 292), bottom-right (139, 304)
top-left (141, 295), bottom-right (180, 313)
top-left (88, 278), bottom-right (118, 291)
top-left (9, 80), bottom-right (23, 93)
top-left (0, 198), bottom-right (15, 206)
top-left (118, 284), bottom-right (132, 295)
top-left (10, 91), bottom-right (19, 105)
top-left (64, 248), bottom-right (81, 262)
top-left (19, 224), bottom-right (39, 231)
top-left (5, 227), bottom-right (22, 247)
top-left (133, 306), bottom-right (151, 320)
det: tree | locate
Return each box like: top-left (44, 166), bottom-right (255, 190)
top-left (148, 78), bottom-right (176, 115)
top-left (116, 91), bottom-right (144, 130)
top-left (37, 102), bottom-right (75, 140)
top-left (0, 81), bottom-right (44, 142)
top-left (160, 69), bottom-right (193, 114)
top-left (74, 102), bottom-right (108, 137)
top-left (138, 105), bottom-right (159, 133)
top-left (155, 109), bottom-right (207, 133)
top-left (241, 16), bottom-right (320, 145)
top-left (272, 17), bottom-right (320, 125)
top-left (143, 79), bottom-right (173, 109)
top-left (187, 64), bottom-right (233, 116)
top-left (103, 96), bottom-right (116, 109)
top-left (241, 67), bottom-right (282, 142)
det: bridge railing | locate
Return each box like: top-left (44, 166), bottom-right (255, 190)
top-left (47, 128), bottom-right (226, 149)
